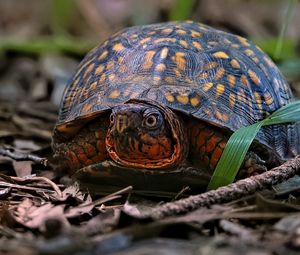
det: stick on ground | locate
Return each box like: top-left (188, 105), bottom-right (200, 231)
top-left (141, 155), bottom-right (300, 220)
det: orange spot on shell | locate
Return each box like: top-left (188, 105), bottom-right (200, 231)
top-left (240, 75), bottom-right (249, 87)
top-left (214, 67), bottom-right (225, 80)
top-left (212, 51), bottom-right (229, 59)
top-left (160, 47), bottom-right (169, 59)
top-left (248, 69), bottom-right (260, 85)
top-left (179, 40), bottom-right (188, 48)
top-left (229, 93), bottom-right (236, 108)
top-left (191, 30), bottom-right (201, 37)
top-left (109, 90), bottom-right (120, 99)
top-left (83, 63), bottom-right (95, 79)
top-left (95, 65), bottom-right (104, 75)
top-left (99, 50), bottom-right (108, 60)
top-left (156, 63), bottom-right (166, 72)
top-left (113, 43), bottom-right (125, 52)
top-left (227, 74), bottom-right (236, 87)
top-left (140, 37), bottom-right (151, 44)
top-left (230, 59), bottom-right (240, 69)
top-left (142, 51), bottom-right (156, 70)
top-left (176, 94), bottom-right (189, 104)
top-left (192, 41), bottom-right (202, 50)
top-left (176, 29), bottom-right (186, 35)
top-left (154, 38), bottom-right (176, 43)
top-left (190, 97), bottom-right (200, 107)
top-left (172, 52), bottom-right (186, 70)
top-left (165, 93), bottom-right (174, 102)
top-left (203, 82), bottom-right (213, 92)
top-left (216, 84), bottom-right (225, 97)
top-left (204, 62), bottom-right (218, 70)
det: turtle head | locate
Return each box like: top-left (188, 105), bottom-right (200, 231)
top-left (106, 99), bottom-right (188, 169)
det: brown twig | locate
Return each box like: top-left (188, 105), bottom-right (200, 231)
top-left (0, 148), bottom-right (48, 166)
top-left (141, 155), bottom-right (300, 220)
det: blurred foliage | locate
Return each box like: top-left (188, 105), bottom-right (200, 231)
top-left (274, 0), bottom-right (297, 60)
top-left (0, 37), bottom-right (93, 55)
top-left (169, 0), bottom-right (196, 21)
top-left (255, 38), bottom-right (297, 61)
top-left (51, 0), bottom-right (75, 35)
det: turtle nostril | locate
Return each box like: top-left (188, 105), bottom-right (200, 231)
top-left (110, 114), bottom-right (115, 124)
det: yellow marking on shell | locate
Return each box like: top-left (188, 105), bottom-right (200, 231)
top-left (76, 58), bottom-right (93, 77)
top-left (237, 36), bottom-right (250, 46)
top-left (186, 20), bottom-right (194, 23)
top-left (82, 103), bottom-right (92, 113)
top-left (214, 67), bottom-right (225, 80)
top-left (99, 74), bottom-right (106, 83)
top-left (215, 111), bottom-right (229, 122)
top-left (264, 56), bottom-right (275, 68)
top-left (109, 90), bottom-right (120, 99)
top-left (191, 30), bottom-right (201, 37)
top-left (229, 93), bottom-right (236, 108)
top-left (179, 40), bottom-right (188, 48)
top-left (153, 76), bottom-right (161, 83)
top-left (108, 74), bottom-right (116, 81)
top-left (237, 91), bottom-right (247, 104)
top-left (83, 63), bottom-right (95, 79)
top-left (264, 92), bottom-right (274, 105)
top-left (161, 28), bottom-right (173, 34)
top-left (212, 51), bottom-right (229, 59)
top-left (130, 34), bottom-right (138, 39)
top-left (130, 92), bottom-right (140, 99)
top-left (199, 72), bottom-right (208, 79)
top-left (154, 38), bottom-right (176, 43)
top-left (173, 68), bottom-right (181, 78)
top-left (204, 62), bottom-right (218, 70)
top-left (148, 31), bottom-right (156, 35)
top-left (140, 37), bottom-right (151, 44)
top-left (203, 82), bottom-right (214, 92)
top-left (224, 38), bottom-right (232, 44)
top-left (190, 97), bottom-right (200, 107)
top-left (160, 47), bottom-right (169, 59)
top-left (248, 69), bottom-right (260, 85)
top-left (172, 52), bottom-right (186, 70)
top-left (112, 43), bottom-right (125, 52)
top-left (95, 64), bottom-right (104, 75)
top-left (99, 50), bottom-right (108, 60)
top-left (119, 64), bottom-right (126, 73)
top-left (240, 75), bottom-right (249, 87)
top-left (165, 76), bottom-right (174, 84)
top-left (231, 44), bottom-right (240, 48)
top-left (227, 74), bottom-right (236, 87)
top-left (254, 92), bottom-right (263, 110)
top-left (165, 93), bottom-right (175, 102)
top-left (176, 94), bottom-right (189, 104)
top-left (176, 29), bottom-right (186, 35)
top-left (90, 82), bottom-right (97, 90)
top-left (123, 90), bottom-right (130, 97)
top-left (204, 108), bottom-right (212, 116)
top-left (252, 57), bottom-right (260, 63)
top-left (216, 84), bottom-right (225, 97)
top-left (156, 63), bottom-right (166, 72)
top-left (192, 41), bottom-right (202, 50)
top-left (142, 51), bottom-right (156, 70)
top-left (107, 60), bottom-right (114, 70)
top-left (244, 49), bottom-right (254, 56)
top-left (230, 59), bottom-right (240, 69)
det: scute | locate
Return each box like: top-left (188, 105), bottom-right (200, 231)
top-left (56, 21), bottom-right (293, 149)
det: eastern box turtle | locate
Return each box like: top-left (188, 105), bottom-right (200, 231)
top-left (52, 21), bottom-right (300, 193)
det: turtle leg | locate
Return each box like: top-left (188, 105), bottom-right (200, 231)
top-left (53, 117), bottom-right (110, 173)
top-left (188, 120), bottom-right (267, 178)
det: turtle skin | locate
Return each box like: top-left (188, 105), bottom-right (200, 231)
top-left (52, 21), bottom-right (300, 193)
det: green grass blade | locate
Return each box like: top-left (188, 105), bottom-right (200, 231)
top-left (169, 0), bottom-right (196, 21)
top-left (208, 101), bottom-right (300, 190)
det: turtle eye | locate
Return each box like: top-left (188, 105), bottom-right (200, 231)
top-left (144, 114), bottom-right (159, 128)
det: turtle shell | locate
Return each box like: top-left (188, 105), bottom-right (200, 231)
top-left (54, 21), bottom-right (298, 160)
